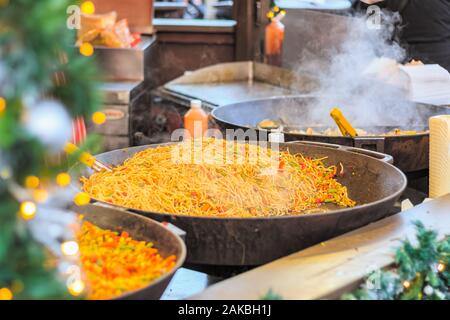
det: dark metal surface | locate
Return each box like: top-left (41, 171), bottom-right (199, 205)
top-left (74, 204), bottom-right (186, 300)
top-left (136, 62), bottom-right (318, 145)
top-left (165, 82), bottom-right (295, 107)
top-left (74, 140), bottom-right (406, 267)
top-left (211, 96), bottom-right (450, 173)
top-left (163, 62), bottom-right (318, 107)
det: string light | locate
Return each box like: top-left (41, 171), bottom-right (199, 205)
top-left (437, 263), bottom-right (446, 273)
top-left (267, 6), bottom-right (286, 20)
top-left (79, 152), bottom-right (95, 167)
top-left (403, 280), bottom-right (411, 289)
top-left (79, 42), bottom-right (94, 57)
top-left (92, 111), bottom-right (106, 125)
top-left (61, 241), bottom-right (79, 256)
top-left (0, 288), bottom-right (13, 300)
top-left (64, 142), bottom-right (78, 154)
top-left (74, 192), bottom-right (91, 206)
top-left (33, 189), bottom-right (49, 203)
top-left (0, 96), bottom-right (6, 115)
top-left (0, 167), bottom-right (11, 179)
top-left (80, 1), bottom-right (95, 14)
top-left (56, 173), bottom-right (71, 187)
top-left (68, 280), bottom-right (85, 296)
top-left (423, 285), bottom-right (434, 296)
top-left (24, 175), bottom-right (40, 189)
top-left (19, 201), bottom-right (37, 220)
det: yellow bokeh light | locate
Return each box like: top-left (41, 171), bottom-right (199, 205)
top-left (33, 189), bottom-right (49, 203)
top-left (56, 173), bottom-right (71, 187)
top-left (68, 280), bottom-right (85, 296)
top-left (92, 111), bottom-right (106, 125)
top-left (274, 6), bottom-right (280, 12)
top-left (79, 152), bottom-right (95, 167)
top-left (81, 1), bottom-right (95, 14)
top-left (403, 280), bottom-right (411, 289)
top-left (437, 263), bottom-right (446, 272)
top-left (19, 201), bottom-right (37, 220)
top-left (0, 168), bottom-right (11, 179)
top-left (24, 175), bottom-right (40, 189)
top-left (0, 97), bottom-right (6, 114)
top-left (74, 192), bottom-right (91, 206)
top-left (0, 288), bottom-right (13, 300)
top-left (64, 142), bottom-right (78, 155)
top-left (61, 241), bottom-right (79, 256)
top-left (0, 0), bottom-right (9, 8)
top-left (79, 42), bottom-right (94, 57)
top-left (267, 11), bottom-right (274, 19)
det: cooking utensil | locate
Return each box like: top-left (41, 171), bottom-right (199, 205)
top-left (64, 142), bottom-right (112, 172)
top-left (330, 107), bottom-right (358, 137)
top-left (72, 140), bottom-right (406, 267)
top-left (74, 203), bottom-right (186, 300)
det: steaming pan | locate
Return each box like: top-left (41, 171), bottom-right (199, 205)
top-left (212, 96), bottom-right (450, 174)
top-left (72, 140), bottom-right (406, 267)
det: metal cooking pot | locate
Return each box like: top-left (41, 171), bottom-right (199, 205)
top-left (211, 96), bottom-right (450, 174)
top-left (73, 140), bottom-right (406, 267)
top-left (74, 204), bottom-right (186, 300)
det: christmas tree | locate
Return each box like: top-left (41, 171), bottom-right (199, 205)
top-left (0, 0), bottom-right (101, 299)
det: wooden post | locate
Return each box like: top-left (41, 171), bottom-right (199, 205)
top-left (233, 0), bottom-right (255, 61)
top-left (233, 0), bottom-right (272, 62)
top-left (255, 0), bottom-right (272, 62)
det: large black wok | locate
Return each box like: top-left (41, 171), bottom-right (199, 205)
top-left (211, 96), bottom-right (450, 174)
top-left (74, 140), bottom-right (406, 268)
top-left (73, 204), bottom-right (186, 300)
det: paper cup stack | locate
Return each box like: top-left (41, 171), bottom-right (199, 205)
top-left (429, 115), bottom-right (450, 198)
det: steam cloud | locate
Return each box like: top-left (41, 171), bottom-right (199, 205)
top-left (290, 10), bottom-right (424, 129)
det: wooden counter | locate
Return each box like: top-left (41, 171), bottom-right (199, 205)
top-left (191, 194), bottom-right (450, 300)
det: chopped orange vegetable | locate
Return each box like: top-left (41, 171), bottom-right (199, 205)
top-left (78, 221), bottom-right (176, 300)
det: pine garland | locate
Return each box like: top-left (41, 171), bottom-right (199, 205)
top-left (0, 0), bottom-right (100, 299)
top-left (343, 221), bottom-right (450, 300)
top-left (261, 221), bottom-right (450, 300)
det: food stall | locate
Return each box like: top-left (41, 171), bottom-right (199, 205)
top-left (1, 0), bottom-right (450, 305)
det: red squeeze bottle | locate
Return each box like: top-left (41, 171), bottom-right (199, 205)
top-left (265, 18), bottom-right (285, 66)
top-left (184, 100), bottom-right (208, 139)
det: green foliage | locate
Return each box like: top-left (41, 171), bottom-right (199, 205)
top-left (342, 271), bottom-right (402, 300)
top-left (0, 0), bottom-right (100, 299)
top-left (343, 221), bottom-right (450, 300)
top-left (261, 289), bottom-right (283, 300)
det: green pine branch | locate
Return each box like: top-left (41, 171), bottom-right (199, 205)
top-left (343, 221), bottom-right (450, 300)
top-left (0, 0), bottom-right (101, 299)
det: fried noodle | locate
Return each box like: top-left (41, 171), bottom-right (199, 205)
top-left (81, 139), bottom-right (356, 217)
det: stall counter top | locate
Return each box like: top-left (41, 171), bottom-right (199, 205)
top-left (190, 194), bottom-right (450, 300)
top-left (154, 18), bottom-right (236, 33)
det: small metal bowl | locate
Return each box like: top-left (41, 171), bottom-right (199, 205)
top-left (75, 204), bottom-right (186, 300)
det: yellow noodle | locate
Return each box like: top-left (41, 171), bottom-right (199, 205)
top-left (81, 139), bottom-right (355, 217)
